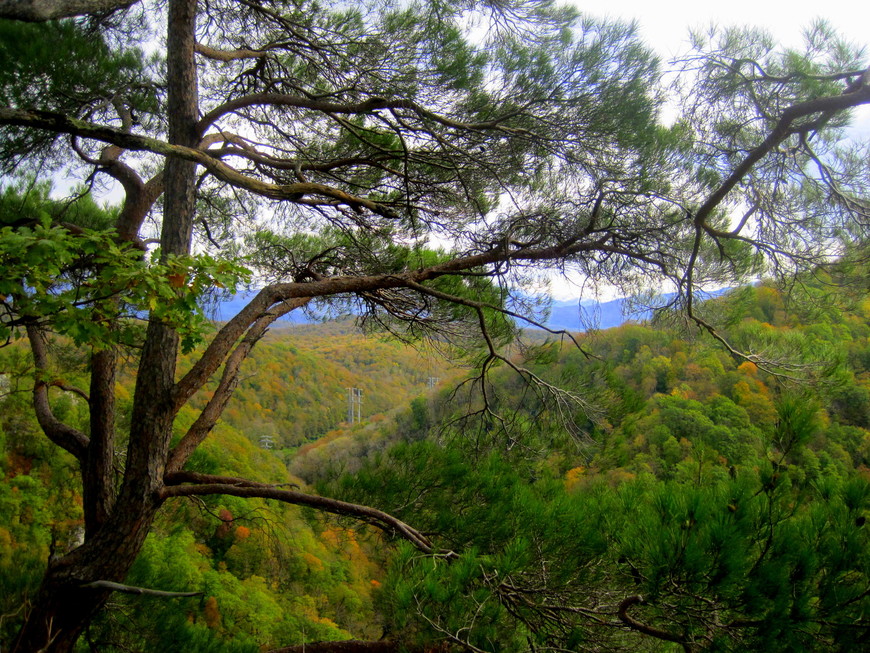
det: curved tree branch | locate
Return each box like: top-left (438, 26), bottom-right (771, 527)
top-left (171, 296), bottom-right (309, 408)
top-left (26, 324), bottom-right (89, 462)
top-left (693, 73), bottom-right (870, 230)
top-left (618, 595), bottom-right (693, 652)
top-left (48, 380), bottom-right (90, 402)
top-left (0, 107), bottom-right (403, 218)
top-left (0, 0), bottom-right (137, 21)
top-left (161, 471), bottom-right (446, 556)
top-left (195, 42), bottom-right (269, 62)
top-left (166, 297), bottom-right (310, 472)
top-left (79, 580), bottom-right (201, 598)
top-left (195, 92), bottom-right (528, 140)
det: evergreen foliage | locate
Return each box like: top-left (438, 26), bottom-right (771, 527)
top-left (304, 281), bottom-right (870, 651)
top-left (0, 0), bottom-right (868, 650)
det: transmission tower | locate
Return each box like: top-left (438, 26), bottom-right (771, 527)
top-left (346, 387), bottom-right (362, 424)
top-left (258, 435), bottom-right (275, 450)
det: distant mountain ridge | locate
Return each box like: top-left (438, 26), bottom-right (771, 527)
top-left (544, 296), bottom-right (642, 331)
top-left (212, 290), bottom-right (728, 332)
top-left (544, 289), bottom-right (730, 331)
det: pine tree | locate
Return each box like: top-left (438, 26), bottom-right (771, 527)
top-left (0, 0), bottom-right (868, 650)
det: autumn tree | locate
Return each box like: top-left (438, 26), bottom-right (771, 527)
top-left (0, 0), bottom-right (868, 650)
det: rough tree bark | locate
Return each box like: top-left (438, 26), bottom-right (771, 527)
top-left (0, 0), bottom-right (138, 22)
top-left (10, 0), bottom-right (199, 649)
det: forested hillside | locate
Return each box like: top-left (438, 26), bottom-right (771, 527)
top-left (189, 322), bottom-right (459, 449)
top-left (295, 282), bottom-right (870, 651)
top-left (1, 0), bottom-right (868, 649)
top-left (0, 324), bottom-right (453, 650)
top-left (4, 281), bottom-right (869, 651)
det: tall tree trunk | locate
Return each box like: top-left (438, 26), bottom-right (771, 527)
top-left (83, 347), bottom-right (117, 538)
top-left (10, 1), bottom-right (199, 650)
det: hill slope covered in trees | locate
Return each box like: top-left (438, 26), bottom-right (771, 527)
top-left (296, 282), bottom-right (870, 651)
top-left (3, 281), bottom-right (870, 651)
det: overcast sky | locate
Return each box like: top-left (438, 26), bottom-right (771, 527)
top-left (572, 0), bottom-right (870, 134)
top-left (544, 0), bottom-right (870, 300)
top-left (575, 0), bottom-right (868, 57)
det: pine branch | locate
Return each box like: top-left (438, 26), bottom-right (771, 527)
top-left (166, 298), bottom-right (308, 472)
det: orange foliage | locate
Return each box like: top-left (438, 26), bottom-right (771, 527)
top-left (605, 468), bottom-right (636, 486)
top-left (737, 361), bottom-right (758, 375)
top-left (6, 451), bottom-right (33, 477)
top-left (234, 525), bottom-right (251, 541)
top-left (672, 384), bottom-right (697, 400)
top-left (320, 527), bottom-right (340, 548)
top-left (302, 551), bottom-right (324, 571)
top-left (203, 596), bottom-right (222, 629)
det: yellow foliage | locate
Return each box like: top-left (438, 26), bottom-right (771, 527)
top-left (0, 526), bottom-right (13, 555)
top-left (313, 615), bottom-right (340, 629)
top-left (605, 468), bottom-right (636, 486)
top-left (302, 551), bottom-right (324, 572)
top-left (564, 466), bottom-right (585, 491)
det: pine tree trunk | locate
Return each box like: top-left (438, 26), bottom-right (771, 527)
top-left (10, 508), bottom-right (160, 652)
top-left (11, 1), bottom-right (199, 649)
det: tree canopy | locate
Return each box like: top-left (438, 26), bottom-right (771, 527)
top-left (0, 0), bottom-right (868, 651)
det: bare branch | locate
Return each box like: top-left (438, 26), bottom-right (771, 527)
top-left (79, 580), bottom-right (201, 598)
top-left (166, 298), bottom-right (308, 472)
top-left (161, 471), bottom-right (448, 556)
top-left (195, 43), bottom-right (268, 62)
top-left (49, 379), bottom-right (90, 402)
top-left (0, 0), bottom-right (137, 21)
top-left (617, 595), bottom-right (693, 652)
top-left (26, 325), bottom-right (89, 461)
top-left (404, 279), bottom-right (593, 357)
